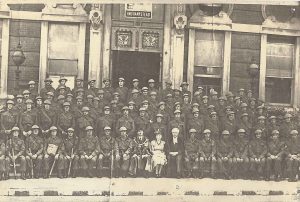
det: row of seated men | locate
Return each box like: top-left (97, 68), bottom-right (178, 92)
top-left (2, 123), bottom-right (300, 182)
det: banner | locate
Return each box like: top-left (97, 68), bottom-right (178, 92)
top-left (125, 3), bottom-right (152, 19)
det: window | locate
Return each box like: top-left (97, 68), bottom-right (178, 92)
top-left (265, 35), bottom-right (295, 104)
top-left (193, 30), bottom-right (224, 93)
top-left (48, 23), bottom-right (79, 76)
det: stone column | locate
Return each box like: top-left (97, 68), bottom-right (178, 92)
top-left (88, 4), bottom-right (103, 88)
top-left (170, 4), bottom-right (186, 90)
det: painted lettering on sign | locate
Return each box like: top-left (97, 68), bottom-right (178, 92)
top-left (125, 3), bottom-right (152, 19)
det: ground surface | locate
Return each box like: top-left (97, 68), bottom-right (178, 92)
top-left (0, 177), bottom-right (299, 201)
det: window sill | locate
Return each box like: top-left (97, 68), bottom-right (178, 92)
top-left (194, 74), bottom-right (222, 78)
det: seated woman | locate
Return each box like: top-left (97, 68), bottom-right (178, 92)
top-left (150, 130), bottom-right (167, 177)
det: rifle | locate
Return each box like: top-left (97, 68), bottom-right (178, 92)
top-left (67, 148), bottom-right (74, 177)
top-left (28, 148), bottom-right (34, 178)
top-left (10, 138), bottom-right (17, 179)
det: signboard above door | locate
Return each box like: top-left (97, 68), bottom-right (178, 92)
top-left (125, 3), bottom-right (152, 19)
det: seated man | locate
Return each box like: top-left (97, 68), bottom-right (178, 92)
top-left (216, 130), bottom-right (234, 179)
top-left (0, 137), bottom-right (9, 180)
top-left (199, 129), bottom-right (217, 179)
top-left (184, 129), bottom-right (200, 178)
top-left (166, 128), bottom-right (184, 178)
top-left (43, 126), bottom-right (65, 178)
top-left (248, 129), bottom-right (267, 180)
top-left (233, 129), bottom-right (249, 179)
top-left (128, 129), bottom-right (151, 177)
top-left (61, 128), bottom-right (79, 178)
top-left (115, 127), bottom-right (134, 178)
top-left (266, 130), bottom-right (286, 181)
top-left (78, 126), bottom-right (99, 178)
top-left (286, 130), bottom-right (300, 182)
top-left (7, 127), bottom-right (26, 179)
top-left (25, 125), bottom-right (44, 179)
top-left (98, 126), bottom-right (116, 177)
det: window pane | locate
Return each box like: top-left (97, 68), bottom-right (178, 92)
top-left (194, 31), bottom-right (224, 73)
top-left (266, 35), bottom-right (294, 78)
top-left (265, 77), bottom-right (291, 104)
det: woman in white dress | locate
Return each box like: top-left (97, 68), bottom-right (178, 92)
top-left (150, 131), bottom-right (167, 177)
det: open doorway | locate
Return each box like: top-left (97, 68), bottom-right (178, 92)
top-left (112, 51), bottom-right (161, 88)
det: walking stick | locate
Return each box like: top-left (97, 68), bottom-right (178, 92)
top-left (10, 139), bottom-right (17, 179)
top-left (28, 148), bottom-right (34, 177)
top-left (67, 148), bottom-right (74, 177)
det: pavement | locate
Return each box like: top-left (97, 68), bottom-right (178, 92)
top-left (0, 177), bottom-right (299, 198)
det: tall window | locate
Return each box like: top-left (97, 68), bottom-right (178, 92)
top-left (193, 30), bottom-right (224, 94)
top-left (265, 35), bottom-right (295, 104)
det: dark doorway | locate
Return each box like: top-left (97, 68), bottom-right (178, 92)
top-left (112, 51), bottom-right (161, 88)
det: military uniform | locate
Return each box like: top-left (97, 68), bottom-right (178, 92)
top-left (248, 136), bottom-right (267, 179)
top-left (25, 133), bottom-right (44, 178)
top-left (96, 114), bottom-right (115, 137)
top-left (198, 137), bottom-right (217, 177)
top-left (19, 109), bottom-right (37, 133)
top-left (61, 135), bottom-right (79, 178)
top-left (98, 135), bottom-right (116, 174)
top-left (233, 134), bottom-right (249, 178)
top-left (78, 133), bottom-right (99, 177)
top-left (43, 135), bottom-right (64, 178)
top-left (115, 115), bottom-right (135, 137)
top-left (114, 135), bottom-right (133, 177)
top-left (134, 115), bottom-right (151, 138)
top-left (168, 117), bottom-right (185, 140)
top-left (128, 136), bottom-right (151, 176)
top-left (285, 132), bottom-right (300, 181)
top-left (57, 111), bottom-right (75, 136)
top-left (37, 108), bottom-right (56, 133)
top-left (184, 136), bottom-right (200, 176)
top-left (0, 139), bottom-right (9, 179)
top-left (77, 114), bottom-right (95, 138)
top-left (115, 86), bottom-right (129, 104)
top-left (7, 136), bottom-right (26, 177)
top-left (0, 109), bottom-right (18, 140)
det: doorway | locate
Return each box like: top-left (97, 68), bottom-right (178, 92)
top-left (112, 51), bottom-right (161, 88)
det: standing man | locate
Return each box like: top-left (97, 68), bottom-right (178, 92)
top-left (77, 107), bottom-right (95, 138)
top-left (1, 100), bottom-right (18, 141)
top-left (40, 78), bottom-right (55, 100)
top-left (185, 129), bottom-right (200, 178)
top-left (19, 99), bottom-right (37, 138)
top-left (116, 106), bottom-right (135, 138)
top-left (57, 102), bottom-right (75, 138)
top-left (115, 78), bottom-right (129, 104)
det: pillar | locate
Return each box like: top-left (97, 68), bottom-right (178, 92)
top-left (38, 21), bottom-right (49, 91)
top-left (0, 19), bottom-right (10, 98)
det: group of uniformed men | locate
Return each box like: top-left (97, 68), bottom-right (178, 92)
top-left (0, 76), bottom-right (300, 182)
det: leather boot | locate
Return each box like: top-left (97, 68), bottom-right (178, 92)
top-left (21, 172), bottom-right (26, 180)
top-left (72, 169), bottom-right (77, 178)
top-left (58, 170), bottom-right (63, 179)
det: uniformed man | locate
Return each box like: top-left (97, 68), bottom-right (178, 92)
top-left (168, 110), bottom-right (185, 140)
top-left (148, 79), bottom-right (159, 96)
top-left (238, 113), bottom-right (252, 139)
top-left (1, 100), bottom-right (18, 141)
top-left (128, 129), bottom-right (151, 177)
top-left (116, 106), bottom-right (135, 138)
top-left (150, 114), bottom-right (167, 141)
top-left (280, 113), bottom-right (297, 142)
top-left (77, 106), bottom-right (95, 138)
top-left (96, 106), bottom-right (115, 138)
top-left (72, 96), bottom-right (84, 119)
top-left (141, 87), bottom-right (150, 102)
top-left (216, 96), bottom-right (227, 123)
top-left (198, 129), bottom-right (217, 179)
top-left (192, 91), bottom-right (202, 105)
top-left (129, 79), bottom-right (140, 95)
top-left (86, 80), bottom-right (98, 97)
top-left (115, 78), bottom-right (129, 104)
top-left (0, 137), bottom-right (9, 180)
top-left (28, 80), bottom-right (38, 100)
top-left (43, 126), bottom-right (64, 178)
top-left (221, 111), bottom-right (238, 137)
top-left (134, 107), bottom-right (151, 138)
top-left (25, 125), bottom-right (44, 178)
top-left (78, 126), bottom-right (99, 178)
top-left (233, 129), bottom-right (249, 179)
top-left (159, 80), bottom-right (174, 101)
top-left (57, 102), bottom-right (75, 138)
top-left (216, 130), bottom-right (234, 179)
top-left (98, 126), bottom-right (116, 177)
top-left (40, 78), bottom-right (55, 100)
top-left (19, 99), bottom-right (37, 137)
top-left (7, 127), bottom-right (26, 179)
top-left (180, 82), bottom-right (191, 102)
top-left (184, 129), bottom-right (200, 178)
top-left (23, 90), bottom-right (31, 102)
top-left (37, 100), bottom-right (56, 137)
top-left (56, 76), bottom-right (71, 96)
top-left (86, 94), bottom-right (94, 109)
top-left (72, 78), bottom-right (84, 96)
top-left (267, 116), bottom-right (279, 140)
top-left (187, 108), bottom-right (205, 140)
top-left (13, 94), bottom-right (25, 114)
top-left (254, 116), bottom-right (267, 141)
top-left (157, 101), bottom-right (170, 125)
top-left (102, 78), bottom-right (114, 103)
top-left (266, 130), bottom-right (286, 181)
top-left (199, 96), bottom-right (209, 118)
top-left (166, 128), bottom-right (184, 178)
top-left (248, 129), bottom-right (268, 180)
top-left (205, 111), bottom-right (220, 141)
top-left (285, 130), bottom-right (300, 182)
top-left (114, 127), bottom-right (134, 178)
top-left (61, 128), bottom-right (79, 178)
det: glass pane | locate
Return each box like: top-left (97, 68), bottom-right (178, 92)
top-left (48, 23), bottom-right (79, 60)
top-left (194, 66), bottom-right (221, 75)
top-left (265, 77), bottom-right (291, 104)
top-left (266, 35), bottom-right (294, 78)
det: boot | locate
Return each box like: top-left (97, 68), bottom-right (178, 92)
top-left (43, 170), bottom-right (49, 179)
top-left (21, 172), bottom-right (26, 180)
top-left (58, 170), bottom-right (63, 179)
top-left (87, 169), bottom-right (93, 178)
top-left (0, 172), bottom-right (3, 181)
top-left (72, 169), bottom-right (77, 178)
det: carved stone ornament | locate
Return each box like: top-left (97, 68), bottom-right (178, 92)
top-left (142, 31), bottom-right (160, 49)
top-left (174, 14), bottom-right (187, 35)
top-left (90, 9), bottom-right (103, 30)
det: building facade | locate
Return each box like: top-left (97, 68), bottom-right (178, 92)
top-left (0, 3), bottom-right (299, 108)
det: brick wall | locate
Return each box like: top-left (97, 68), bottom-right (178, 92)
top-left (230, 32), bottom-right (261, 96)
top-left (8, 20), bottom-right (41, 94)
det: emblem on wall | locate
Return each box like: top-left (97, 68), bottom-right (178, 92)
top-left (116, 30), bottom-right (133, 48)
top-left (174, 14), bottom-right (187, 35)
top-left (142, 32), bottom-right (159, 49)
